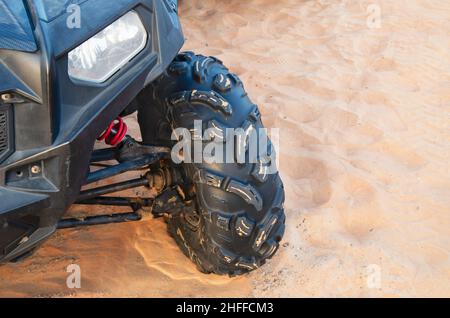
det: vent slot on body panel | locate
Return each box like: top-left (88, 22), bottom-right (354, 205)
top-left (0, 104), bottom-right (13, 163)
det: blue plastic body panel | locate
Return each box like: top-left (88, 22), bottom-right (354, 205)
top-left (34, 0), bottom-right (87, 22)
top-left (0, 0), bottom-right (37, 52)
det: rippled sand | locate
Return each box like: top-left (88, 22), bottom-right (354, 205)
top-left (1, 0), bottom-right (449, 297)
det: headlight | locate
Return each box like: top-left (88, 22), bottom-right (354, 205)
top-left (68, 11), bottom-right (148, 84)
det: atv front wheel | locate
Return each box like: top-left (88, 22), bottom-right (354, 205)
top-left (138, 52), bottom-right (285, 275)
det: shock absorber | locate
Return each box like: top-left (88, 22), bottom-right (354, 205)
top-left (97, 116), bottom-right (128, 146)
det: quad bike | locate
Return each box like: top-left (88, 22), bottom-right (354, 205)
top-left (0, 0), bottom-right (285, 275)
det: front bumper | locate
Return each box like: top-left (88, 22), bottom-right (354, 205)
top-left (0, 0), bottom-right (183, 263)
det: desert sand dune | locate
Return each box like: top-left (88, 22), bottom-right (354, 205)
top-left (0, 0), bottom-right (449, 297)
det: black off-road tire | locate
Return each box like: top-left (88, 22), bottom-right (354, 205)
top-left (137, 52), bottom-right (285, 275)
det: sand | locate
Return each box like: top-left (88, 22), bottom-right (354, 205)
top-left (0, 0), bottom-right (449, 297)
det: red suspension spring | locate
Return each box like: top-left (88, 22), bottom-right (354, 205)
top-left (97, 116), bottom-right (128, 146)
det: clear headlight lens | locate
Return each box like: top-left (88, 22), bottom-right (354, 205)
top-left (68, 11), bottom-right (147, 83)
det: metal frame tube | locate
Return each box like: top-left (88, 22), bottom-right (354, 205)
top-left (76, 196), bottom-right (153, 207)
top-left (86, 155), bottom-right (161, 184)
top-left (57, 212), bottom-right (141, 229)
top-left (77, 178), bottom-right (149, 202)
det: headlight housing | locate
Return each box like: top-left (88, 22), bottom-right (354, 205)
top-left (68, 11), bottom-right (148, 84)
